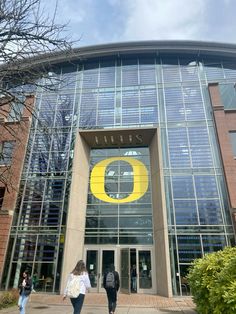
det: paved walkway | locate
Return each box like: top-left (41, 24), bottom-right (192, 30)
top-left (0, 293), bottom-right (197, 313)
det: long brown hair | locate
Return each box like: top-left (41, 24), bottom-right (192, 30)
top-left (23, 270), bottom-right (30, 279)
top-left (71, 260), bottom-right (87, 275)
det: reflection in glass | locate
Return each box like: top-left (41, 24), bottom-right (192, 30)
top-left (86, 251), bottom-right (98, 288)
top-left (120, 249), bottom-right (130, 292)
top-left (138, 251), bottom-right (152, 289)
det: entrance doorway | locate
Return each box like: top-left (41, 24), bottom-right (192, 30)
top-left (85, 248), bottom-right (115, 293)
top-left (85, 246), bottom-right (155, 294)
top-left (120, 247), bottom-right (154, 294)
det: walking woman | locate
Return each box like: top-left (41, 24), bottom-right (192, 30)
top-left (18, 270), bottom-right (32, 314)
top-left (63, 260), bottom-right (91, 314)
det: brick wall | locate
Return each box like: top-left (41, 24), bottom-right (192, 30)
top-left (208, 83), bottom-right (236, 234)
top-left (0, 95), bottom-right (34, 281)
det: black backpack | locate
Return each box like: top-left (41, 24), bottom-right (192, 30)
top-left (105, 271), bottom-right (115, 288)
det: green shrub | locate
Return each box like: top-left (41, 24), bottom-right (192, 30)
top-left (0, 289), bottom-right (18, 309)
top-left (187, 246), bottom-right (236, 314)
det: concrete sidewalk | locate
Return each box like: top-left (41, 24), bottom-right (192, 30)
top-left (0, 303), bottom-right (196, 314)
top-left (0, 293), bottom-right (197, 313)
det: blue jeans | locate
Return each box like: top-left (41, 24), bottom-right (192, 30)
top-left (131, 277), bottom-right (137, 291)
top-left (18, 294), bottom-right (29, 314)
top-left (70, 294), bottom-right (85, 314)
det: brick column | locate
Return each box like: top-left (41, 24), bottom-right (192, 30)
top-left (208, 83), bottom-right (236, 234)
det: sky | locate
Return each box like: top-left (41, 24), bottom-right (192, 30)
top-left (43, 0), bottom-right (236, 48)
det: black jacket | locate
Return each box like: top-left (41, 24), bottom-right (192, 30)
top-left (19, 278), bottom-right (32, 296)
top-left (103, 271), bottom-right (120, 291)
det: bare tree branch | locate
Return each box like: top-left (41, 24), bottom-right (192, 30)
top-left (0, 0), bottom-right (75, 188)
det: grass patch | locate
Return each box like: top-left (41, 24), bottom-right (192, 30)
top-left (0, 289), bottom-right (18, 309)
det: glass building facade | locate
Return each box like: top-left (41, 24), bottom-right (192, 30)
top-left (86, 147), bottom-right (153, 245)
top-left (2, 41), bottom-right (236, 296)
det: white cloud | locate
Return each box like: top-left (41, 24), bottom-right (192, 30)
top-left (58, 0), bottom-right (87, 24)
top-left (40, 0), bottom-right (236, 46)
top-left (120, 0), bottom-right (206, 41)
top-left (42, 0), bottom-right (87, 25)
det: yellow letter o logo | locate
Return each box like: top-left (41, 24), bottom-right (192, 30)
top-left (90, 157), bottom-right (148, 204)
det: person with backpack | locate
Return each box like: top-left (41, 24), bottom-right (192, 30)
top-left (63, 260), bottom-right (91, 314)
top-left (18, 270), bottom-right (32, 314)
top-left (103, 264), bottom-right (120, 314)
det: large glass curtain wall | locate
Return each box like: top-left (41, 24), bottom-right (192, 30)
top-left (3, 53), bottom-right (236, 294)
top-left (160, 57), bottom-right (235, 295)
top-left (2, 68), bottom-right (79, 292)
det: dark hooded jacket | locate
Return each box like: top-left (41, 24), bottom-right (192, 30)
top-left (19, 278), bottom-right (32, 296)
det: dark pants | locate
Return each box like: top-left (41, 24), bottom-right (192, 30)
top-left (105, 288), bottom-right (117, 313)
top-left (70, 294), bottom-right (85, 314)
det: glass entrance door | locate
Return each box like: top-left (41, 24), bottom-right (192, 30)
top-left (130, 248), bottom-right (155, 294)
top-left (86, 250), bottom-right (98, 291)
top-left (85, 248), bottom-right (115, 293)
top-left (86, 246), bottom-right (155, 294)
top-left (120, 248), bottom-right (130, 294)
top-left (137, 249), bottom-right (153, 293)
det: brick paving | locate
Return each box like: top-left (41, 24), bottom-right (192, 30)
top-left (31, 292), bottom-right (196, 311)
top-left (0, 293), bottom-right (197, 313)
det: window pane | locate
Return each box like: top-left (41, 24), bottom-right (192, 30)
top-left (172, 176), bottom-right (194, 198)
top-left (8, 102), bottom-right (24, 121)
top-left (0, 141), bottom-right (15, 165)
top-left (229, 132), bottom-right (236, 156)
top-left (177, 235), bottom-right (202, 262)
top-left (0, 187), bottom-right (5, 209)
top-left (174, 200), bottom-right (198, 225)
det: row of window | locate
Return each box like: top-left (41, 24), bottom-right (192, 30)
top-left (64, 59), bottom-right (236, 90)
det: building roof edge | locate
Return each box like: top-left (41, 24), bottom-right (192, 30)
top-left (42, 40), bottom-right (236, 64)
top-left (5, 40), bottom-right (236, 70)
